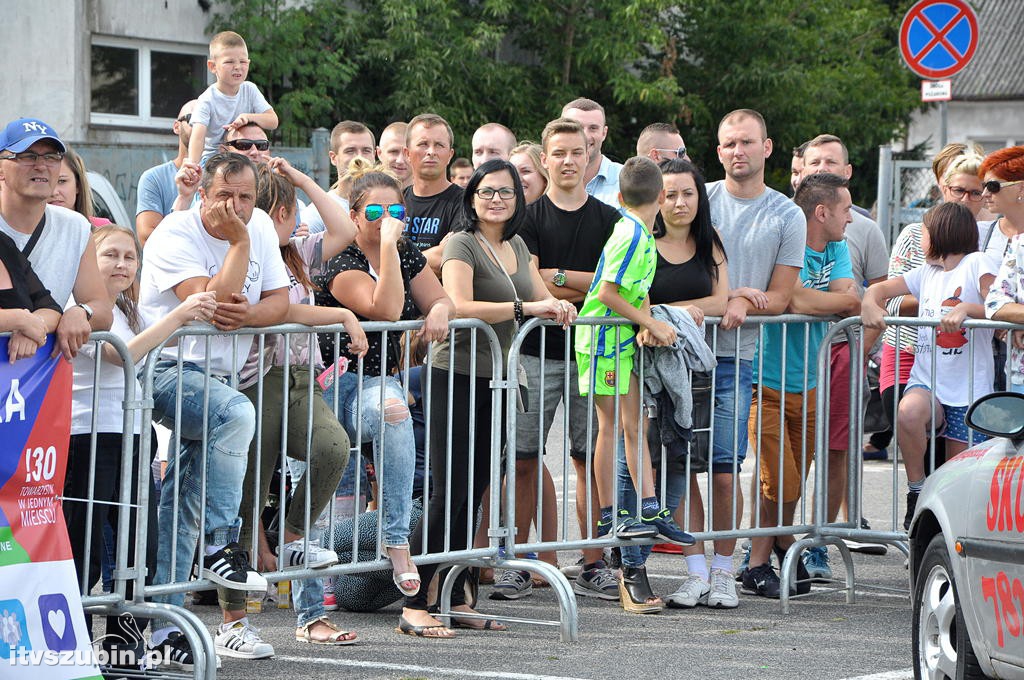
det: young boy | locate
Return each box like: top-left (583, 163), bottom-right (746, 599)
top-left (188, 31), bottom-right (279, 165)
top-left (449, 157), bottom-right (473, 188)
top-left (574, 157), bottom-right (695, 547)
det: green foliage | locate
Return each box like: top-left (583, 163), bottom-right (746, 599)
top-left (210, 0), bottom-right (923, 204)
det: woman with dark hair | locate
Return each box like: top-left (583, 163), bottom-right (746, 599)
top-left (616, 159), bottom-right (730, 611)
top-left (397, 159), bottom-right (574, 637)
top-left (863, 202), bottom-right (997, 524)
top-left (0, 231), bottom-right (61, 360)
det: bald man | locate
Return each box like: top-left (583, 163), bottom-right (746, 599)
top-left (636, 123), bottom-right (688, 164)
top-left (471, 123), bottom-right (516, 168)
top-left (136, 99), bottom-right (198, 244)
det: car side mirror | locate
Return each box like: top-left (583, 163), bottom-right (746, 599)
top-left (965, 392), bottom-right (1024, 441)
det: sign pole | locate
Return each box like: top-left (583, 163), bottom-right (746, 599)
top-left (939, 100), bottom-right (947, 147)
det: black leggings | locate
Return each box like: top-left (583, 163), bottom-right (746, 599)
top-left (406, 369), bottom-right (501, 611)
top-left (65, 432), bottom-right (158, 639)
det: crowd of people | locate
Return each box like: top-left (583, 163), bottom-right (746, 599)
top-left (3, 27), bottom-right (1024, 672)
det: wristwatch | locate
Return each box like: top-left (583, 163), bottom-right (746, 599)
top-left (552, 269), bottom-right (567, 287)
top-left (75, 302), bottom-right (94, 321)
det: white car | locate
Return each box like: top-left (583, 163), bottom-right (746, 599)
top-left (87, 171), bottom-right (131, 227)
top-left (910, 392), bottom-right (1024, 679)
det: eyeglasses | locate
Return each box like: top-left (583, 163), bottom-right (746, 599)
top-left (654, 146), bottom-right (687, 159)
top-left (363, 203), bottom-right (406, 221)
top-left (0, 151), bottom-right (65, 166)
top-left (225, 138), bottom-right (270, 151)
top-left (177, 113), bottom-right (192, 123)
top-left (945, 185), bottom-right (984, 201)
top-left (475, 186), bottom-right (516, 200)
top-left (982, 179), bottom-right (1023, 194)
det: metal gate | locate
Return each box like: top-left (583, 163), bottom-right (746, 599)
top-left (875, 145), bottom-right (936, 246)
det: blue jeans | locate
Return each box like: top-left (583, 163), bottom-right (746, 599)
top-left (711, 358), bottom-right (753, 473)
top-left (1011, 382), bottom-right (1024, 395)
top-left (323, 371), bottom-right (415, 547)
top-left (617, 442), bottom-right (687, 568)
top-left (150, 361), bottom-right (256, 608)
top-left (285, 454), bottom-right (330, 627)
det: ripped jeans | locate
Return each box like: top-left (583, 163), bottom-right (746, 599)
top-left (322, 371), bottom-right (415, 548)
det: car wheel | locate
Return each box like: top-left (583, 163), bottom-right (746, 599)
top-left (912, 534), bottom-right (987, 680)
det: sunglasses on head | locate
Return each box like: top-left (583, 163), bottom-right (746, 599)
top-left (364, 204), bottom-right (406, 221)
top-left (982, 179), bottom-right (1023, 194)
top-left (225, 138), bottom-right (270, 151)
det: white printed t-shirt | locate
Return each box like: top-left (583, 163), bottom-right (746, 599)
top-left (903, 251), bottom-right (998, 406)
top-left (139, 205), bottom-right (289, 377)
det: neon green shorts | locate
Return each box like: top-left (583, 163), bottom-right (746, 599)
top-left (576, 352), bottom-right (633, 396)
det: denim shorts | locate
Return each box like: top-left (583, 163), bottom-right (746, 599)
top-left (711, 358), bottom-right (753, 473)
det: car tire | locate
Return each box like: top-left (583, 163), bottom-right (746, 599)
top-left (912, 534), bottom-right (987, 680)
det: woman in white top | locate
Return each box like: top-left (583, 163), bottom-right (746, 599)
top-left (66, 224), bottom-right (215, 650)
top-left (863, 203), bottom-right (997, 526)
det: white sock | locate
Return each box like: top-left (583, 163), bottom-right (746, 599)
top-left (908, 478), bottom-right (925, 493)
top-left (711, 553), bottom-right (734, 573)
top-left (205, 543), bottom-right (226, 556)
top-left (685, 554), bottom-right (709, 581)
top-left (151, 626), bottom-right (177, 645)
top-left (220, 617), bottom-right (247, 633)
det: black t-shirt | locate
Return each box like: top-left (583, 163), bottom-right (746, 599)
top-left (313, 241), bottom-right (426, 377)
top-left (648, 248), bottom-right (714, 306)
top-left (403, 183), bottom-right (464, 251)
top-left (519, 195), bottom-right (620, 359)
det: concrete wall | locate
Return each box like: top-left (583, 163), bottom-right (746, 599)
top-left (907, 100), bottom-right (1024, 155)
top-left (0, 0), bottom-right (212, 146)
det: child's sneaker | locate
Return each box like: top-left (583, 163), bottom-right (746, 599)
top-left (640, 508), bottom-right (695, 545)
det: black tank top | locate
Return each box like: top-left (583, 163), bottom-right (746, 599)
top-left (648, 250), bottom-right (713, 306)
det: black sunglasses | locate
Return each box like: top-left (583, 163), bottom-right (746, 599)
top-left (177, 113), bottom-right (191, 123)
top-left (982, 179), bottom-right (1023, 194)
top-left (225, 138), bottom-right (270, 151)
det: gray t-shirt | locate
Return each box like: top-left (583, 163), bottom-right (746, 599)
top-left (192, 81), bottom-right (272, 161)
top-left (0, 205), bottom-right (91, 306)
top-left (707, 181), bottom-right (806, 360)
top-left (432, 231), bottom-right (534, 378)
top-left (844, 210), bottom-right (889, 297)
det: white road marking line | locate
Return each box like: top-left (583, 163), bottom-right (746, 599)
top-left (275, 656), bottom-right (591, 680)
top-left (841, 669), bottom-right (913, 680)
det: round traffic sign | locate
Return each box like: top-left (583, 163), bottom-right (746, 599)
top-left (899, 0), bottom-right (979, 79)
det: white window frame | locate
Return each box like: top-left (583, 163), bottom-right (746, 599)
top-left (90, 36), bottom-right (210, 129)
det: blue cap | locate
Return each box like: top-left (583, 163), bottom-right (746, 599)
top-left (0, 118), bottom-right (66, 154)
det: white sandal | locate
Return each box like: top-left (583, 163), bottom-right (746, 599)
top-left (295, 616), bottom-right (358, 646)
top-left (385, 545), bottom-right (421, 596)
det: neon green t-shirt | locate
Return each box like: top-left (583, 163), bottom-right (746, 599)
top-left (574, 210), bottom-right (657, 359)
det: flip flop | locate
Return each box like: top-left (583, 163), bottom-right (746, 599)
top-left (450, 618), bottom-right (507, 631)
top-left (395, 615), bottom-right (455, 639)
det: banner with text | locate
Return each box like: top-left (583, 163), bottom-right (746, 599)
top-left (0, 336), bottom-right (101, 679)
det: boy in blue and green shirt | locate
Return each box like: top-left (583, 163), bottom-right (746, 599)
top-left (574, 158), bottom-right (695, 609)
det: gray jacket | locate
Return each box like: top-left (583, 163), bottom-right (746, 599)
top-left (640, 304), bottom-right (717, 435)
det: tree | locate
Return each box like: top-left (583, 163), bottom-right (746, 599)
top-left (211, 0), bottom-right (923, 203)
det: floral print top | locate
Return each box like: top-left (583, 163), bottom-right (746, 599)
top-left (985, 232), bottom-right (1024, 385)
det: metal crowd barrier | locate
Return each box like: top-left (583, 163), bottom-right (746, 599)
top-left (790, 315), bottom-right (1021, 612)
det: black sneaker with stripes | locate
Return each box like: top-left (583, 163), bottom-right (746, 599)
top-left (152, 631), bottom-right (194, 671)
top-left (202, 542), bottom-right (268, 591)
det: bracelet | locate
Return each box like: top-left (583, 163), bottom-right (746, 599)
top-left (513, 298), bottom-right (524, 325)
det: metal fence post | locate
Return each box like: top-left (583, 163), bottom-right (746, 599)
top-left (310, 127), bottom-right (330, 190)
top-left (877, 145), bottom-right (894, 245)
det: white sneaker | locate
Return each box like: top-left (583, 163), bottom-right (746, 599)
top-left (706, 568), bottom-right (740, 608)
top-left (665, 574), bottom-right (710, 608)
top-left (215, 620), bottom-right (275, 660)
top-left (277, 540), bottom-right (338, 570)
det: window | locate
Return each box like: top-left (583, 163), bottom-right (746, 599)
top-left (91, 37), bottom-right (208, 127)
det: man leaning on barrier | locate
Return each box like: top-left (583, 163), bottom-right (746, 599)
top-left (139, 152), bottom-right (290, 668)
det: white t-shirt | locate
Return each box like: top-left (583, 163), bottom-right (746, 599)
top-left (192, 81), bottom-right (272, 162)
top-left (71, 306), bottom-right (148, 435)
top-left (299, 193), bottom-right (348, 234)
top-left (139, 206), bottom-right (290, 376)
top-left (0, 205), bottom-right (90, 307)
top-left (903, 251), bottom-right (998, 406)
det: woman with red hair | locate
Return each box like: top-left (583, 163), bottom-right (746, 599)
top-left (983, 145), bottom-right (1024, 394)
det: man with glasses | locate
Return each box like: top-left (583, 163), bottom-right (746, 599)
top-left (136, 100), bottom-right (198, 245)
top-left (403, 113), bottom-right (463, 274)
top-left (636, 123), bottom-right (689, 164)
top-left (0, 117), bottom-right (112, 359)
